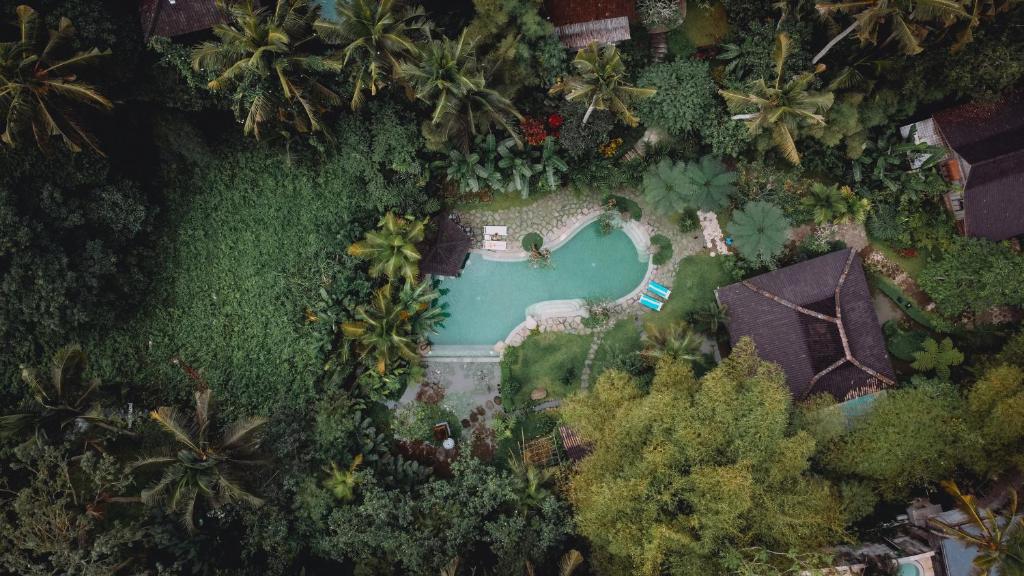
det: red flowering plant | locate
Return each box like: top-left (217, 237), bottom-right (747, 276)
top-left (521, 117), bottom-right (548, 146)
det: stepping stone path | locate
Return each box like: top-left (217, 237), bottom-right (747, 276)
top-left (699, 210), bottom-right (730, 256)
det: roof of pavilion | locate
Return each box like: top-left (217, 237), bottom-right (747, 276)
top-left (716, 249), bottom-right (896, 402)
top-left (544, 0), bottom-right (635, 49)
top-left (420, 218), bottom-right (472, 278)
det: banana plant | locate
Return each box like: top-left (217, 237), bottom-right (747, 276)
top-left (537, 137), bottom-right (569, 191)
top-left (435, 148), bottom-right (483, 193)
top-left (497, 138), bottom-right (543, 198)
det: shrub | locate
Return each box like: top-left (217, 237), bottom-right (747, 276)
top-left (636, 60), bottom-right (718, 136)
top-left (603, 194), bottom-right (643, 220)
top-left (556, 102), bottom-right (616, 159)
top-left (665, 28), bottom-right (696, 60)
top-left (637, 0), bottom-right (684, 30)
top-left (919, 237), bottom-right (1024, 317)
top-left (651, 234), bottom-right (674, 265)
top-left (678, 209), bottom-right (701, 233)
top-left (883, 321), bottom-right (928, 362)
top-left (521, 232), bottom-right (544, 251)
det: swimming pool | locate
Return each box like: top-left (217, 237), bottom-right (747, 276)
top-left (898, 562), bottom-right (922, 576)
top-left (429, 221), bottom-right (648, 348)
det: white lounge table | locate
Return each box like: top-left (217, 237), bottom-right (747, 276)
top-left (483, 225), bottom-right (509, 251)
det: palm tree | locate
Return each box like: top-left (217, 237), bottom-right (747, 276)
top-left (192, 0), bottom-right (343, 139)
top-left (132, 388), bottom-right (268, 533)
top-left (399, 31), bottom-right (521, 150)
top-left (549, 42), bottom-right (656, 126)
top-left (314, 0), bottom-right (428, 110)
top-left (0, 5), bottom-right (112, 154)
top-left (719, 33), bottom-right (834, 166)
top-left (727, 201), bottom-right (792, 266)
top-left (643, 156), bottom-right (737, 215)
top-left (322, 453), bottom-right (363, 501)
top-left (0, 345), bottom-right (126, 441)
top-left (911, 337), bottom-right (964, 380)
top-left (812, 0), bottom-right (968, 64)
top-left (397, 279), bottom-right (448, 336)
top-left (802, 183), bottom-right (872, 225)
top-left (686, 302), bottom-right (729, 336)
top-left (931, 480), bottom-right (1024, 576)
top-left (347, 212), bottom-right (427, 285)
top-left (640, 324), bottom-right (703, 363)
top-left (342, 284), bottom-right (420, 374)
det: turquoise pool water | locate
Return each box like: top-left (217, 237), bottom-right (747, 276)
top-left (430, 221), bottom-right (648, 347)
top-left (898, 563), bottom-right (921, 576)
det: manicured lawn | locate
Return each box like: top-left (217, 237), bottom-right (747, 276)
top-left (869, 240), bottom-right (928, 279)
top-left (457, 188), bottom-right (554, 213)
top-left (590, 319), bottom-right (643, 378)
top-left (646, 254), bottom-right (732, 331)
top-left (501, 332), bottom-right (593, 409)
top-left (683, 1), bottom-right (729, 46)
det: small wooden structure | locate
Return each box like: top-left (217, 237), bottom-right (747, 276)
top-left (545, 0), bottom-right (636, 50)
top-left (140, 0), bottom-right (224, 41)
top-left (559, 426), bottom-right (592, 463)
top-left (420, 217), bottom-right (473, 278)
top-left (522, 436), bottom-right (559, 467)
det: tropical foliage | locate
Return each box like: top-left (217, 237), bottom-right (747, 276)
top-left (400, 31), bottom-right (521, 150)
top-left (561, 339), bottom-right (844, 573)
top-left (801, 182), bottom-right (872, 225)
top-left (192, 0), bottom-right (343, 138)
top-left (347, 212), bottom-right (427, 285)
top-left (315, 0), bottom-right (428, 109)
top-left (911, 337), bottom-right (965, 379)
top-left (643, 156), bottom-right (737, 214)
top-left (727, 201), bottom-right (792, 266)
top-left (930, 481), bottom-right (1024, 576)
top-left (133, 387), bottom-right (268, 533)
top-left (549, 42), bottom-right (656, 126)
top-left (720, 33), bottom-right (834, 165)
top-left (0, 5), bottom-right (112, 154)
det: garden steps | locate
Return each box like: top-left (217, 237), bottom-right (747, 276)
top-left (649, 31), bottom-right (668, 62)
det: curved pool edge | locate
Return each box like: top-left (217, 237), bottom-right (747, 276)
top-left (425, 211), bottom-right (657, 358)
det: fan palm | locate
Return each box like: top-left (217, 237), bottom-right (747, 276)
top-left (911, 337), bottom-right (964, 380)
top-left (812, 0), bottom-right (968, 64)
top-left (192, 0), bottom-right (343, 139)
top-left (314, 0), bottom-right (427, 110)
top-left (0, 5), bottom-right (112, 154)
top-left (347, 212), bottom-right (427, 285)
top-left (549, 42), bottom-right (656, 127)
top-left (931, 480), bottom-right (1024, 576)
top-left (640, 324), bottom-right (703, 363)
top-left (399, 31), bottom-right (521, 150)
top-left (342, 284), bottom-right (420, 374)
top-left (727, 201), bottom-right (792, 266)
top-left (132, 388), bottom-right (268, 533)
top-left (682, 155), bottom-right (738, 212)
top-left (0, 345), bottom-right (126, 441)
top-left (719, 33), bottom-right (834, 166)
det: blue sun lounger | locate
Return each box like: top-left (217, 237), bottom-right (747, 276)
top-left (647, 280), bottom-right (671, 299)
top-left (639, 294), bottom-right (664, 311)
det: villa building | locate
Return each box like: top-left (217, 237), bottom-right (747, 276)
top-left (900, 94), bottom-right (1024, 242)
top-left (716, 249), bottom-right (896, 402)
top-left (544, 0), bottom-right (635, 50)
top-left (140, 0), bottom-right (224, 41)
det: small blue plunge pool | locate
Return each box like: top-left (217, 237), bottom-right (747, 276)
top-left (429, 221), bottom-right (648, 348)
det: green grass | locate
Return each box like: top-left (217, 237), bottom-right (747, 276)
top-left (590, 319), bottom-right (644, 378)
top-left (646, 254), bottom-right (732, 331)
top-left (87, 111), bottom-right (426, 417)
top-left (501, 332), bottom-right (593, 409)
top-left (682, 1), bottom-right (729, 46)
top-left (869, 240), bottom-right (927, 279)
top-left (456, 188), bottom-right (554, 213)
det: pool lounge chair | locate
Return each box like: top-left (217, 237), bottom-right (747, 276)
top-left (639, 294), bottom-right (664, 311)
top-left (648, 280), bottom-right (672, 299)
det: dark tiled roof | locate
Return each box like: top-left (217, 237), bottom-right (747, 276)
top-left (544, 0), bottom-right (636, 28)
top-left (933, 95), bottom-right (1024, 165)
top-left (140, 0), bottom-right (224, 40)
top-left (716, 249), bottom-right (896, 402)
top-left (933, 95), bottom-right (1024, 241)
top-left (962, 148), bottom-right (1024, 241)
top-left (420, 218), bottom-right (472, 278)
